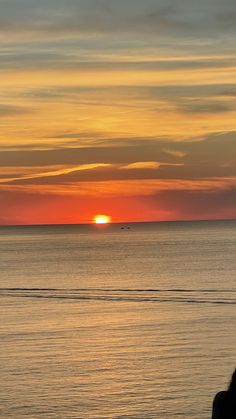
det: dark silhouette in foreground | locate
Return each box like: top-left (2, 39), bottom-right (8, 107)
top-left (212, 368), bottom-right (236, 419)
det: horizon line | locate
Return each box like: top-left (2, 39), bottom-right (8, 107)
top-left (1, 217), bottom-right (236, 228)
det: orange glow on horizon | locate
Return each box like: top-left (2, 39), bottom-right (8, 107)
top-left (93, 214), bottom-right (111, 224)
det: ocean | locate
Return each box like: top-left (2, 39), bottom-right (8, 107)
top-left (0, 220), bottom-right (236, 418)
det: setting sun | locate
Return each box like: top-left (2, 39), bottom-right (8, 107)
top-left (93, 214), bottom-right (111, 224)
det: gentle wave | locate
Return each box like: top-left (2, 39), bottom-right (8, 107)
top-left (0, 288), bottom-right (236, 305)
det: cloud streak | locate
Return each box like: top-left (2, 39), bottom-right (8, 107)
top-left (0, 163), bottom-right (111, 184)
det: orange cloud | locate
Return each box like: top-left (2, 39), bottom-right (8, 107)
top-left (0, 163), bottom-right (111, 184)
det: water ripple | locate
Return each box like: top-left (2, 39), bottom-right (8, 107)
top-left (0, 288), bottom-right (236, 305)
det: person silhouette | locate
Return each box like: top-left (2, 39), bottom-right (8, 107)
top-left (212, 368), bottom-right (236, 419)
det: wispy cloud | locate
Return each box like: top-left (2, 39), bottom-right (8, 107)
top-left (163, 149), bottom-right (187, 158)
top-left (0, 163), bottom-right (111, 184)
top-left (121, 161), bottom-right (161, 170)
top-left (0, 103), bottom-right (32, 116)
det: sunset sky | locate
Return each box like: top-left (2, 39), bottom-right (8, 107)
top-left (1, 0), bottom-right (236, 224)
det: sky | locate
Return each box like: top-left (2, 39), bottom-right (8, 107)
top-left (0, 0), bottom-right (236, 224)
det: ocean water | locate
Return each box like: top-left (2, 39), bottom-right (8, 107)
top-left (0, 220), bottom-right (236, 419)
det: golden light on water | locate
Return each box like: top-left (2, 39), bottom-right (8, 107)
top-left (94, 214), bottom-right (111, 224)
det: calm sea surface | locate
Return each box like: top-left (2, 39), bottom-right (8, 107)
top-left (1, 220), bottom-right (236, 418)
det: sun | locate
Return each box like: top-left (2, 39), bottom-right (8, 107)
top-left (93, 214), bottom-right (111, 224)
